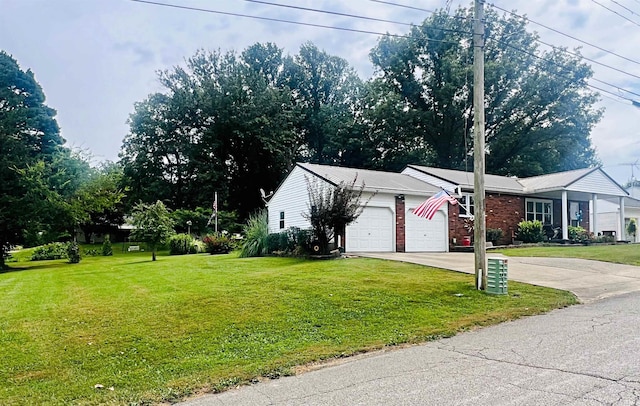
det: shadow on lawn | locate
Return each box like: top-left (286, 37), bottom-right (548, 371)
top-left (1, 261), bottom-right (68, 274)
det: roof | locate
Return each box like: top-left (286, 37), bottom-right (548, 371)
top-left (407, 165), bottom-right (525, 194)
top-left (517, 167), bottom-right (595, 192)
top-left (297, 162), bottom-right (440, 195)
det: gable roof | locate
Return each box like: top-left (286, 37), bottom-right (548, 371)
top-left (298, 162), bottom-right (440, 195)
top-left (517, 167), bottom-right (595, 191)
top-left (405, 164), bottom-right (628, 197)
top-left (406, 165), bottom-right (525, 194)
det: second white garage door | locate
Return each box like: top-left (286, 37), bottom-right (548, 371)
top-left (346, 207), bottom-right (394, 252)
top-left (405, 209), bottom-right (447, 252)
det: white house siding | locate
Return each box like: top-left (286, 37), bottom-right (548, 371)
top-left (345, 192), bottom-right (396, 252)
top-left (404, 195), bottom-right (448, 252)
top-left (267, 166), bottom-right (321, 233)
top-left (401, 167), bottom-right (456, 192)
top-left (569, 170), bottom-right (626, 196)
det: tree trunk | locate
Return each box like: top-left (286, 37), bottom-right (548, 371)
top-left (152, 250), bottom-right (156, 261)
top-left (0, 248), bottom-right (5, 271)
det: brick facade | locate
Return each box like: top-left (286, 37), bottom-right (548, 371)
top-left (449, 194), bottom-right (592, 248)
top-left (395, 195), bottom-right (405, 252)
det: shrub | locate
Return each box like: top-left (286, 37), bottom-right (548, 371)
top-left (486, 228), bottom-right (503, 245)
top-left (31, 242), bottom-right (68, 261)
top-left (568, 226), bottom-right (594, 243)
top-left (102, 236), bottom-right (113, 256)
top-left (66, 242), bottom-right (81, 263)
top-left (240, 210), bottom-right (269, 258)
top-left (627, 218), bottom-right (637, 239)
top-left (516, 220), bottom-right (545, 243)
top-left (203, 234), bottom-right (233, 254)
top-left (83, 248), bottom-right (100, 256)
top-left (193, 239), bottom-right (205, 253)
top-left (168, 233), bottom-right (197, 255)
top-left (265, 227), bottom-right (314, 256)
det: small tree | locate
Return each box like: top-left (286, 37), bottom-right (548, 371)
top-left (627, 218), bottom-right (637, 241)
top-left (130, 201), bottom-right (175, 261)
top-left (302, 176), bottom-right (369, 254)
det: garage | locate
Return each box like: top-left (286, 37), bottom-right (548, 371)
top-left (346, 206), bottom-right (394, 252)
top-left (405, 209), bottom-right (447, 252)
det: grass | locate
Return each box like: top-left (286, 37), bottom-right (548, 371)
top-left (0, 248), bottom-right (576, 405)
top-left (494, 243), bottom-right (640, 266)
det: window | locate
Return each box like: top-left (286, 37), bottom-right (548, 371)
top-left (279, 211), bottom-right (285, 229)
top-left (459, 193), bottom-right (474, 218)
top-left (526, 199), bottom-right (553, 224)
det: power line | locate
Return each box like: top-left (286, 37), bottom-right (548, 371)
top-left (591, 0), bottom-right (640, 28)
top-left (488, 36), bottom-right (640, 103)
top-left (609, 0), bottom-right (640, 18)
top-left (129, 0), bottom-right (462, 45)
top-left (240, 0), bottom-right (472, 35)
top-left (488, 3), bottom-right (640, 66)
top-left (368, 0), bottom-right (472, 21)
top-left (534, 37), bottom-right (640, 81)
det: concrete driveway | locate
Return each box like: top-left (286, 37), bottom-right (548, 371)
top-left (356, 252), bottom-right (640, 303)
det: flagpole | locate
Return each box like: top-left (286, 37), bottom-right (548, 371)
top-left (215, 191), bottom-right (218, 234)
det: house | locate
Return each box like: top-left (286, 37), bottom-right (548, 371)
top-left (268, 162), bottom-right (629, 252)
top-left (267, 163), bottom-right (444, 252)
top-left (404, 165), bottom-right (629, 246)
top-left (597, 196), bottom-right (640, 242)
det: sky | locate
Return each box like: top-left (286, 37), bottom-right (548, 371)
top-left (2, 0), bottom-right (639, 185)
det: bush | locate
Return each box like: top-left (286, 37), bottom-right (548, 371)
top-left (31, 242), bottom-right (68, 261)
top-left (102, 236), bottom-right (113, 256)
top-left (67, 242), bottom-right (81, 263)
top-left (240, 210), bottom-right (269, 258)
top-left (568, 226), bottom-right (594, 243)
top-left (83, 248), bottom-right (100, 256)
top-left (265, 227), bottom-right (314, 256)
top-left (486, 228), bottom-right (503, 245)
top-left (203, 234), bottom-right (233, 254)
top-left (168, 233), bottom-right (197, 255)
top-left (516, 220), bottom-right (545, 243)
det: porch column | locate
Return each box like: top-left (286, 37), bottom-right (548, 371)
top-left (562, 191), bottom-right (569, 240)
top-left (592, 193), bottom-right (598, 236)
top-left (620, 196), bottom-right (625, 241)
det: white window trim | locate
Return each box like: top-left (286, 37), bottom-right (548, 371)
top-left (525, 198), bottom-right (554, 224)
top-left (458, 193), bottom-right (474, 218)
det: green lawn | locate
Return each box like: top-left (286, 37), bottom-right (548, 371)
top-left (1, 250), bottom-right (576, 405)
top-left (495, 243), bottom-right (640, 265)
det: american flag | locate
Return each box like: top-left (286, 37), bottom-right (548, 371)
top-left (413, 190), bottom-right (458, 220)
top-left (213, 192), bottom-right (218, 215)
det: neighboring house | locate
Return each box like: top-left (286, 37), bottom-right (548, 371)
top-left (597, 196), bottom-right (640, 242)
top-left (268, 163), bottom-right (629, 252)
top-left (404, 165), bottom-right (629, 246)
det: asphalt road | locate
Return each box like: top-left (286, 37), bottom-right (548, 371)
top-left (182, 291), bottom-right (640, 406)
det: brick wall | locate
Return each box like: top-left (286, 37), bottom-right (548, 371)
top-left (449, 194), bottom-right (524, 247)
top-left (395, 195), bottom-right (405, 252)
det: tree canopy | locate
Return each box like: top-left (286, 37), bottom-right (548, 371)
top-left (369, 7), bottom-right (601, 176)
top-left (0, 51), bottom-right (66, 267)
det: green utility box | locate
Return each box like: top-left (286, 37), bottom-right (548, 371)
top-left (487, 257), bottom-right (508, 295)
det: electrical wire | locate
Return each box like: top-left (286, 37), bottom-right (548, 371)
top-left (609, 0), bottom-right (640, 18)
top-left (488, 36), bottom-right (640, 103)
top-left (368, 0), bottom-right (472, 21)
top-left (129, 0), bottom-right (462, 45)
top-left (240, 0), bottom-right (472, 35)
top-left (591, 0), bottom-right (640, 28)
top-left (488, 2), bottom-right (640, 66)
top-left (534, 37), bottom-right (640, 81)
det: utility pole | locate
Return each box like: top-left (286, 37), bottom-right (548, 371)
top-left (473, 0), bottom-right (487, 290)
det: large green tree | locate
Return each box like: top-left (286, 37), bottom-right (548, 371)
top-left (369, 7), bottom-right (601, 176)
top-left (0, 51), bottom-right (66, 267)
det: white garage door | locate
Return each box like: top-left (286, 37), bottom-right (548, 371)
top-left (405, 209), bottom-right (447, 252)
top-left (346, 207), bottom-right (394, 252)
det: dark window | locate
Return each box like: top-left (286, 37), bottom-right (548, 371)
top-left (279, 211), bottom-right (285, 229)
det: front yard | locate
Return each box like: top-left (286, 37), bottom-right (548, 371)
top-left (0, 251), bottom-right (576, 405)
top-left (496, 243), bottom-right (640, 265)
